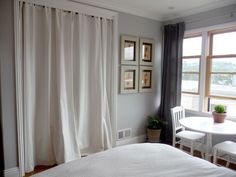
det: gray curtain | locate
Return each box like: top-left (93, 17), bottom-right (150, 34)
top-left (159, 22), bottom-right (185, 144)
top-left (0, 72), bottom-right (4, 176)
top-left (0, 98), bottom-right (3, 177)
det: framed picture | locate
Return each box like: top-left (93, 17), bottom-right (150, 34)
top-left (121, 35), bottom-right (139, 65)
top-left (140, 38), bottom-right (154, 66)
top-left (120, 65), bottom-right (139, 94)
top-left (139, 66), bottom-right (153, 92)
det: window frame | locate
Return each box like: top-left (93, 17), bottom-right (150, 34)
top-left (182, 34), bottom-right (202, 95)
top-left (182, 56), bottom-right (201, 95)
top-left (205, 27), bottom-right (236, 101)
top-left (181, 32), bottom-right (204, 112)
top-left (182, 23), bottom-right (236, 115)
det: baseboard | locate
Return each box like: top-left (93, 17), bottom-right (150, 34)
top-left (4, 167), bottom-right (19, 177)
top-left (116, 134), bottom-right (146, 146)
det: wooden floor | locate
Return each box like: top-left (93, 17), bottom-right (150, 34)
top-left (182, 146), bottom-right (236, 170)
top-left (24, 147), bottom-right (236, 177)
top-left (24, 165), bottom-right (55, 177)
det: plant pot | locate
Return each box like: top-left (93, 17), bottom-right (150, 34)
top-left (147, 128), bottom-right (161, 143)
top-left (212, 112), bottom-right (227, 123)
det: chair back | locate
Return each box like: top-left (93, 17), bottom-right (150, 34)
top-left (171, 106), bottom-right (185, 134)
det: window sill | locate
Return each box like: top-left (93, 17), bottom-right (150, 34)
top-left (185, 109), bottom-right (236, 122)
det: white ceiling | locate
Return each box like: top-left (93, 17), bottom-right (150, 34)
top-left (72, 0), bottom-right (236, 21)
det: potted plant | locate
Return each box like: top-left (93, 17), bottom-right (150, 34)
top-left (146, 115), bottom-right (164, 143)
top-left (212, 105), bottom-right (227, 123)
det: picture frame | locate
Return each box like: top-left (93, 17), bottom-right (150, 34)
top-left (120, 65), bottom-right (139, 94)
top-left (121, 35), bottom-right (139, 65)
top-left (139, 66), bottom-right (153, 92)
top-left (140, 38), bottom-right (155, 66)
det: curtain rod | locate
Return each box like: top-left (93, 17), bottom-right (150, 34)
top-left (21, 1), bottom-right (107, 18)
top-left (18, 0), bottom-right (116, 19)
top-left (21, 2), bottom-right (78, 14)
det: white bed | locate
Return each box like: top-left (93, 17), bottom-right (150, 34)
top-left (33, 143), bottom-right (236, 177)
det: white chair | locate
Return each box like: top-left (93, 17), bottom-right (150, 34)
top-left (171, 106), bottom-right (205, 157)
top-left (213, 141), bottom-right (236, 167)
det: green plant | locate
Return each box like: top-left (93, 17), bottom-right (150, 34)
top-left (147, 116), bottom-right (164, 130)
top-left (214, 105), bottom-right (226, 113)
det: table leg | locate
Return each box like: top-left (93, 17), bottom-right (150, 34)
top-left (205, 133), bottom-right (212, 162)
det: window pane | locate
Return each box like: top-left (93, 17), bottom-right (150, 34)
top-left (183, 36), bottom-right (202, 56)
top-left (212, 31), bottom-right (236, 55)
top-left (183, 58), bottom-right (200, 72)
top-left (211, 58), bottom-right (236, 72)
top-left (181, 93), bottom-right (199, 111)
top-left (182, 73), bottom-right (199, 93)
top-left (210, 74), bottom-right (236, 97)
top-left (209, 98), bottom-right (236, 116)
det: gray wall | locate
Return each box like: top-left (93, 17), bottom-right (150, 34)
top-left (164, 4), bottom-right (236, 30)
top-left (117, 13), bottom-right (162, 137)
top-left (0, 0), bottom-right (18, 169)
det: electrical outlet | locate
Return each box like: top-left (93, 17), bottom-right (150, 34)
top-left (124, 129), bottom-right (131, 137)
top-left (118, 131), bottom-right (123, 139)
top-left (117, 128), bottom-right (131, 140)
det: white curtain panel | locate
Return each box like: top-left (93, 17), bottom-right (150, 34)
top-left (19, 2), bottom-right (114, 172)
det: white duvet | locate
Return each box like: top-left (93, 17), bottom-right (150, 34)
top-left (33, 143), bottom-right (236, 177)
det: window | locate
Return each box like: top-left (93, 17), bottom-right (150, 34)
top-left (181, 27), bottom-right (236, 117)
top-left (181, 36), bottom-right (202, 111)
top-left (206, 29), bottom-right (236, 115)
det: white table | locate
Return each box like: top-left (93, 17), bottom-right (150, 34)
top-left (179, 116), bottom-right (236, 161)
